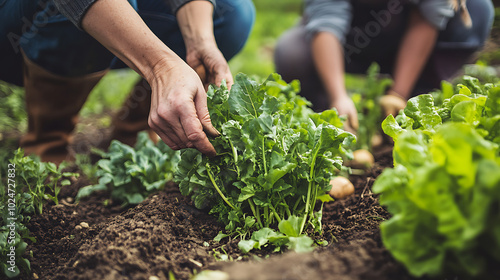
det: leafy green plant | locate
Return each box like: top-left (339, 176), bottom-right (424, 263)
top-left (374, 123), bottom-right (500, 278)
top-left (1, 149), bottom-right (76, 278)
top-left (350, 63), bottom-right (393, 151)
top-left (175, 73), bottom-right (353, 252)
top-left (9, 149), bottom-right (78, 215)
top-left (77, 132), bottom-right (180, 206)
top-left (383, 76), bottom-right (500, 148)
top-left (374, 76), bottom-right (500, 278)
top-left (0, 81), bottom-right (27, 133)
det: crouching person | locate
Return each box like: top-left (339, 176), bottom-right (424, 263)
top-left (0, 0), bottom-right (255, 163)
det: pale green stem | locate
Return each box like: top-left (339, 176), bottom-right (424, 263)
top-left (206, 163), bottom-right (235, 210)
top-left (249, 199), bottom-right (263, 228)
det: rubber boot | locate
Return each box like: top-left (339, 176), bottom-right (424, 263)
top-left (110, 78), bottom-right (158, 147)
top-left (19, 53), bottom-right (107, 164)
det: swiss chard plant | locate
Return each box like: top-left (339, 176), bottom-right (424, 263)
top-left (77, 131), bottom-right (180, 206)
top-left (374, 76), bottom-right (500, 278)
top-left (175, 73), bottom-right (354, 252)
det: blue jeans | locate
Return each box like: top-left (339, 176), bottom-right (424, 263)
top-left (0, 0), bottom-right (255, 86)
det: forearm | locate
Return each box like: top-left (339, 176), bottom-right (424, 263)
top-left (81, 0), bottom-right (183, 83)
top-left (391, 8), bottom-right (438, 99)
top-left (311, 32), bottom-right (348, 103)
top-left (176, 1), bottom-right (216, 49)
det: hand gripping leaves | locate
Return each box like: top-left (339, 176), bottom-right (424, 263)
top-left (175, 74), bottom-right (354, 252)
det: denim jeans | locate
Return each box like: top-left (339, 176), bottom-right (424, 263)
top-left (0, 0), bottom-right (255, 86)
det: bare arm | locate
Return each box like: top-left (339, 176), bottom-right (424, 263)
top-left (311, 32), bottom-right (358, 131)
top-left (82, 0), bottom-right (219, 156)
top-left (390, 8), bottom-right (439, 99)
top-left (177, 1), bottom-right (233, 88)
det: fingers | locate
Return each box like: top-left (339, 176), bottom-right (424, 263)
top-left (194, 91), bottom-right (220, 139)
top-left (180, 88), bottom-right (217, 157)
top-left (150, 100), bottom-right (216, 156)
top-left (194, 64), bottom-right (207, 84)
top-left (349, 111), bottom-right (359, 131)
top-left (380, 94), bottom-right (406, 117)
top-left (148, 81), bottom-right (217, 156)
top-left (213, 63), bottom-right (233, 89)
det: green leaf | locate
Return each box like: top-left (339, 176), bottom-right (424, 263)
top-left (76, 184), bottom-right (108, 200)
top-left (404, 94), bottom-right (442, 130)
top-left (278, 216), bottom-right (302, 237)
top-left (213, 232), bottom-right (229, 242)
top-left (287, 236), bottom-right (314, 253)
top-left (382, 115), bottom-right (405, 141)
top-left (238, 239), bottom-right (257, 253)
top-left (229, 74), bottom-right (263, 121)
top-left (316, 193), bottom-right (334, 203)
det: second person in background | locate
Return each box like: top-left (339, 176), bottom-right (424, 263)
top-left (274, 0), bottom-right (494, 131)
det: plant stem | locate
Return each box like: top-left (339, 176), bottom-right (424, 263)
top-left (292, 196), bottom-right (301, 213)
top-left (300, 180), bottom-right (313, 234)
top-left (286, 206), bottom-right (292, 218)
top-left (264, 206), bottom-right (269, 227)
top-left (206, 163), bottom-right (236, 210)
top-left (262, 137), bottom-right (267, 175)
top-left (300, 151), bottom-right (319, 234)
top-left (269, 204), bottom-right (282, 223)
top-left (249, 199), bottom-right (263, 228)
top-left (229, 140), bottom-right (240, 176)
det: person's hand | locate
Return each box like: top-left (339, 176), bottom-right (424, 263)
top-left (176, 0), bottom-right (233, 89)
top-left (380, 90), bottom-right (407, 117)
top-left (186, 41), bottom-right (234, 89)
top-left (331, 95), bottom-right (359, 133)
top-left (147, 58), bottom-right (220, 157)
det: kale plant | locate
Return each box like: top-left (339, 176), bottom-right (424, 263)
top-left (77, 131), bottom-right (180, 206)
top-left (175, 73), bottom-right (354, 252)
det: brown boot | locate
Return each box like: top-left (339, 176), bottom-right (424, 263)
top-left (20, 52), bottom-right (107, 164)
top-left (110, 78), bottom-right (158, 147)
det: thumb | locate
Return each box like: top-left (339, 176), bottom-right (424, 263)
top-left (194, 86), bottom-right (220, 138)
top-left (349, 112), bottom-right (359, 131)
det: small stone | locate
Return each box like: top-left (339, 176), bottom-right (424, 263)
top-left (80, 222), bottom-right (89, 228)
top-left (75, 225), bottom-right (82, 230)
top-left (72, 211), bottom-right (78, 215)
top-left (33, 273), bottom-right (39, 279)
top-left (66, 197), bottom-right (74, 203)
top-left (60, 220), bottom-right (65, 225)
top-left (149, 276), bottom-right (160, 280)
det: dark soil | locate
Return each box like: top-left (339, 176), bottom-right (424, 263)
top-left (206, 147), bottom-right (416, 280)
top-left (16, 143), bottom-right (428, 280)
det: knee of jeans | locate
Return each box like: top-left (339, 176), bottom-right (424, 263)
top-left (274, 27), bottom-right (315, 83)
top-left (469, 0), bottom-right (495, 35)
top-left (214, 0), bottom-right (256, 60)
